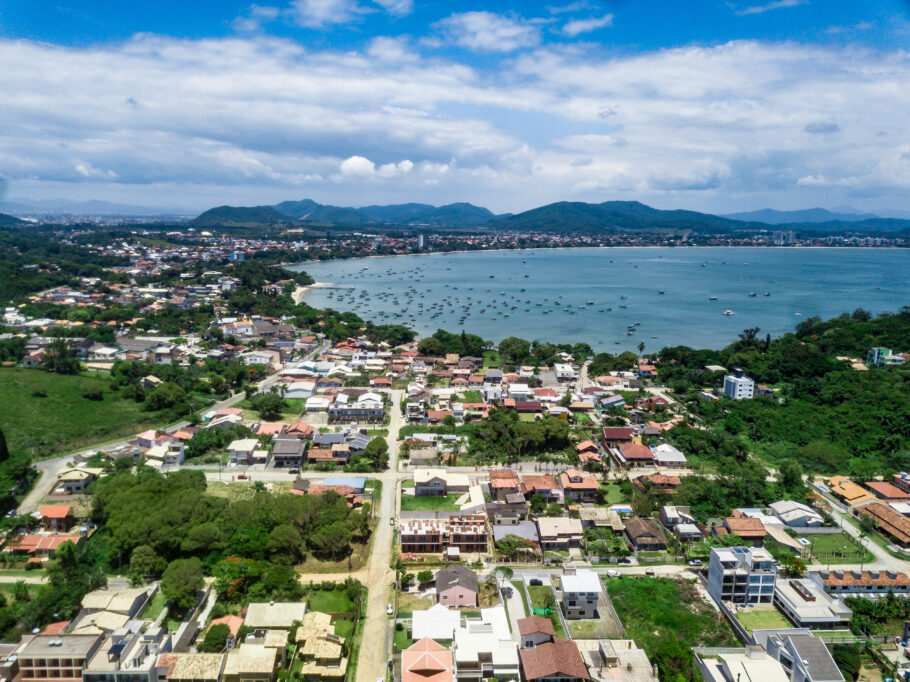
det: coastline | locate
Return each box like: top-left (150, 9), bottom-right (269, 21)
top-left (292, 281), bottom-right (332, 304)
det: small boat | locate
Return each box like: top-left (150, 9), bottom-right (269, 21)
top-left (489, 275), bottom-right (494, 278)
top-left (749, 292), bottom-right (757, 297)
top-left (724, 309), bottom-right (735, 316)
top-left (763, 292), bottom-right (770, 297)
top-left (709, 296), bottom-right (718, 301)
top-left (658, 290), bottom-right (665, 294)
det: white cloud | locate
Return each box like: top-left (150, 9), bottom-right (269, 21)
top-left (1, 34), bottom-right (910, 212)
top-left (560, 13), bottom-right (613, 37)
top-left (736, 0), bottom-right (807, 16)
top-left (233, 5), bottom-right (280, 32)
top-left (291, 0), bottom-right (363, 28)
top-left (371, 0), bottom-right (412, 17)
top-left (433, 11), bottom-right (541, 52)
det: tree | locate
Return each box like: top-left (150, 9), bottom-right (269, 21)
top-left (161, 557), bottom-right (204, 610)
top-left (41, 338), bottom-right (80, 375)
top-left (778, 459), bottom-right (805, 494)
top-left (417, 337), bottom-right (443, 357)
top-left (530, 494), bottom-right (547, 515)
top-left (363, 437), bottom-right (389, 470)
top-left (0, 428), bottom-right (8, 463)
top-left (498, 337), bottom-right (531, 365)
top-left (267, 524), bottom-right (303, 563)
top-left (200, 623), bottom-right (230, 653)
top-left (145, 382), bottom-right (187, 411)
top-left (416, 570), bottom-right (434, 586)
top-left (442, 415), bottom-right (457, 433)
top-left (129, 544), bottom-right (164, 584)
top-left (637, 341), bottom-right (645, 357)
top-left (251, 393), bottom-right (285, 421)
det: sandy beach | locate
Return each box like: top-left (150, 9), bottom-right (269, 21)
top-left (292, 281), bottom-right (331, 304)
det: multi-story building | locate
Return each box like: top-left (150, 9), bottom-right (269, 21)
top-left (560, 569), bottom-right (601, 620)
top-left (83, 624), bottom-right (173, 682)
top-left (722, 369), bottom-right (754, 400)
top-left (753, 630), bottom-right (845, 682)
top-left (809, 569), bottom-right (910, 598)
top-left (707, 546), bottom-right (776, 605)
top-left (774, 578), bottom-right (852, 629)
top-left (17, 634), bottom-right (102, 682)
top-left (400, 514), bottom-right (488, 557)
top-left (866, 347), bottom-right (906, 367)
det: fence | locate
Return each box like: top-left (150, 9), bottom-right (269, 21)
top-left (794, 527), bottom-right (844, 535)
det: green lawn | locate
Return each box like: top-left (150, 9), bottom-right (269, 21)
top-left (333, 618), bottom-right (355, 639)
top-left (393, 626), bottom-right (414, 652)
top-left (482, 352), bottom-right (501, 368)
top-left (459, 390), bottom-right (483, 403)
top-left (142, 592), bottom-right (168, 621)
top-left (799, 533), bottom-right (874, 563)
top-left (606, 577), bottom-right (737, 681)
top-left (307, 588), bottom-right (356, 613)
top-left (527, 584), bottom-right (567, 639)
top-left (601, 482), bottom-right (628, 504)
top-left (0, 367), bottom-right (171, 456)
top-left (400, 493), bottom-right (462, 512)
top-left (736, 608), bottom-right (792, 633)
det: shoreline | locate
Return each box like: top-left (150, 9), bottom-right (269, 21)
top-left (282, 243), bottom-right (905, 269)
top-left (292, 281), bottom-right (332, 304)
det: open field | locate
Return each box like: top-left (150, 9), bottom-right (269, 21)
top-left (400, 493), bottom-right (462, 512)
top-left (205, 480), bottom-right (294, 500)
top-left (735, 607), bottom-right (791, 632)
top-left (606, 576), bottom-right (737, 681)
top-left (798, 532), bottom-right (875, 564)
top-left (307, 588), bottom-right (356, 613)
top-left (0, 367), bottom-right (168, 456)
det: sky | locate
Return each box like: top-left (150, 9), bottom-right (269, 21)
top-left (1, 0), bottom-right (910, 215)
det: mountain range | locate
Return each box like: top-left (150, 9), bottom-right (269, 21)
top-left (190, 197), bottom-right (910, 235)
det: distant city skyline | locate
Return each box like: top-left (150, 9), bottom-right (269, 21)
top-left (1, 0), bottom-right (910, 214)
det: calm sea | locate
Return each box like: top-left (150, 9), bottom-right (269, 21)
top-left (289, 247), bottom-right (910, 351)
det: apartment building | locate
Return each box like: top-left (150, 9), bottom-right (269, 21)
top-left (17, 635), bottom-right (102, 682)
top-left (706, 546), bottom-right (777, 605)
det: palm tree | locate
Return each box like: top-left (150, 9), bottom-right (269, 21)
top-left (637, 341), bottom-right (645, 357)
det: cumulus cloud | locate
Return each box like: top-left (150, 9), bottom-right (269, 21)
top-left (561, 14), bottom-right (613, 37)
top-left (371, 0), bottom-right (412, 17)
top-left (291, 0), bottom-right (364, 28)
top-left (433, 12), bottom-right (541, 52)
top-left (736, 0), bottom-right (807, 16)
top-left (1, 34), bottom-right (909, 211)
top-left (232, 5), bottom-right (281, 32)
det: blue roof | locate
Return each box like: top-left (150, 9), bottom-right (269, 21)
top-left (324, 477), bottom-right (365, 490)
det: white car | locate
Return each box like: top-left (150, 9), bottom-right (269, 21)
top-left (606, 569), bottom-right (620, 578)
top-left (387, 603), bottom-right (393, 615)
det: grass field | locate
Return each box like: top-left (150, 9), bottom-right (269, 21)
top-left (601, 482), bottom-right (628, 504)
top-left (736, 608), bottom-right (792, 632)
top-left (400, 493), bottom-right (462, 511)
top-left (799, 532), bottom-right (875, 563)
top-left (205, 481), bottom-right (294, 501)
top-left (527, 584), bottom-right (567, 638)
top-left (142, 592), bottom-right (169, 621)
top-left (458, 390), bottom-right (483, 403)
top-left (307, 588), bottom-right (356, 613)
top-left (606, 577), bottom-right (737, 680)
top-left (0, 367), bottom-right (170, 456)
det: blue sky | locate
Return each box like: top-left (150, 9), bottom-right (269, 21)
top-left (1, 0), bottom-right (909, 214)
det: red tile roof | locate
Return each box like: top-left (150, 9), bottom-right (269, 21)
top-left (864, 481), bottom-right (910, 500)
top-left (520, 639), bottom-right (589, 680)
top-left (517, 616), bottom-right (555, 637)
top-left (40, 505), bottom-right (72, 519)
top-left (402, 638), bottom-right (453, 682)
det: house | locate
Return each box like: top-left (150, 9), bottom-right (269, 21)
top-left (854, 501), bottom-right (910, 548)
top-left (40, 504), bottom-right (74, 532)
top-left (271, 438), bottom-right (306, 468)
top-left (706, 546), bottom-right (776, 605)
top-left (295, 612), bottom-right (348, 680)
top-left (650, 443), bottom-right (688, 468)
top-left (553, 363), bottom-right (576, 381)
top-left (517, 616), bottom-right (554, 649)
top-left (601, 427), bottom-right (634, 446)
top-left (412, 604), bottom-right (460, 641)
top-left (399, 514), bottom-right (488, 556)
top-left (768, 500), bottom-right (824, 528)
top-left (722, 515), bottom-right (767, 546)
top-left (415, 468), bottom-right (469, 496)
top-left (578, 507), bottom-right (624, 533)
top-left (6, 533), bottom-right (83, 558)
top-left (15, 634), bottom-right (103, 682)
top-left (623, 517), bottom-right (666, 551)
top-left (402, 638), bottom-right (453, 682)
top-left (560, 568), bottom-right (601, 620)
top-left (633, 473), bottom-right (680, 494)
top-left (452, 609), bottom-right (519, 682)
top-left (521, 475), bottom-right (563, 503)
top-left (222, 644), bottom-right (278, 682)
top-left (612, 443), bottom-right (654, 469)
top-left (696, 647), bottom-right (790, 682)
top-left (519, 639), bottom-right (589, 682)
top-left (809, 569), bottom-right (910, 598)
top-left (558, 470), bottom-right (599, 502)
top-left (827, 476), bottom-right (874, 507)
top-left (436, 565), bottom-right (479, 607)
top-left (536, 517), bottom-right (583, 550)
top-left (243, 602), bottom-right (307, 630)
top-left (488, 469), bottom-right (521, 502)
top-left (754, 630), bottom-right (845, 682)
top-left (81, 586), bottom-right (151, 617)
top-left (52, 467), bottom-right (104, 495)
top-left (774, 578), bottom-right (852, 629)
top-left (227, 438), bottom-right (259, 465)
top-left (166, 653), bottom-right (226, 682)
top-left (864, 481), bottom-right (910, 501)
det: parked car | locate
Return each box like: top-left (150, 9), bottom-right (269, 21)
top-left (529, 578), bottom-right (543, 586)
top-left (687, 559), bottom-right (703, 567)
top-left (502, 587), bottom-right (513, 598)
top-left (606, 569), bottom-right (620, 578)
top-left (390, 517), bottom-right (395, 526)
top-left (386, 603), bottom-right (394, 615)
top-left (237, 474), bottom-right (249, 480)
top-left (288, 468), bottom-right (299, 474)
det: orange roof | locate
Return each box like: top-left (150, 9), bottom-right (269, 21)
top-left (864, 481), bottom-right (910, 500)
top-left (579, 451), bottom-right (601, 463)
top-left (828, 476), bottom-right (875, 505)
top-left (40, 505), bottom-right (72, 519)
top-left (8, 534), bottom-right (81, 553)
top-left (559, 470), bottom-right (599, 490)
top-left (402, 638), bottom-right (453, 682)
top-left (40, 621), bottom-right (70, 635)
top-left (210, 615), bottom-right (244, 637)
top-left (724, 517), bottom-right (767, 538)
top-left (575, 440), bottom-right (598, 453)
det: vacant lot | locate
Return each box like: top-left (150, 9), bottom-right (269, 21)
top-left (799, 533), bottom-right (874, 564)
top-left (606, 576), bottom-right (737, 682)
top-left (308, 588), bottom-right (356, 613)
top-left (0, 367), bottom-right (168, 456)
top-left (400, 493), bottom-right (462, 512)
top-left (527, 583), bottom-right (566, 639)
top-left (736, 607), bottom-right (791, 633)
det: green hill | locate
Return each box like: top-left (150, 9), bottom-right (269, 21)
top-left (273, 199), bottom-right (373, 226)
top-left (0, 212), bottom-right (24, 227)
top-left (191, 205), bottom-right (289, 227)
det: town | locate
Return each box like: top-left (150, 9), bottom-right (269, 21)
top-left (1, 232), bottom-right (910, 682)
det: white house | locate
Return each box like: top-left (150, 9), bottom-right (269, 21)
top-left (559, 568), bottom-right (601, 620)
top-left (723, 369), bottom-right (754, 400)
top-left (227, 438), bottom-right (259, 465)
top-left (553, 363), bottom-right (576, 381)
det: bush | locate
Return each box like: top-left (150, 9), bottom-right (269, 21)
top-left (81, 384), bottom-right (104, 401)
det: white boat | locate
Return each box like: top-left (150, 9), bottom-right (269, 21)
top-left (723, 309), bottom-right (735, 316)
